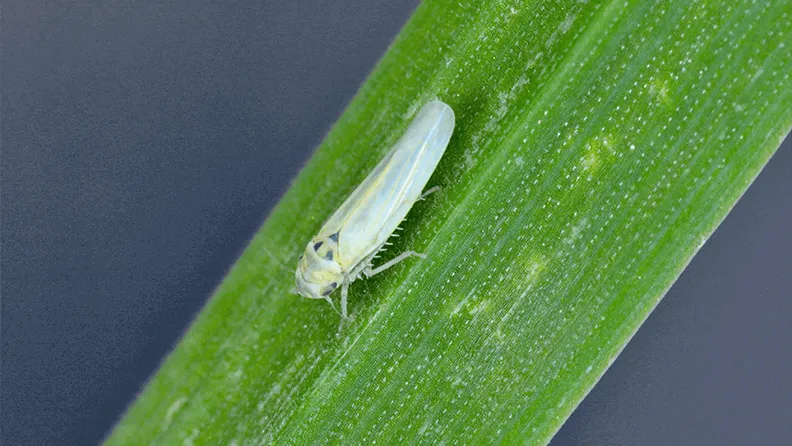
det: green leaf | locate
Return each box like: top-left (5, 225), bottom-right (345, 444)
top-left (107, 0), bottom-right (792, 444)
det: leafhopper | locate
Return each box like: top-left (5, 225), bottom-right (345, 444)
top-left (294, 100), bottom-right (455, 318)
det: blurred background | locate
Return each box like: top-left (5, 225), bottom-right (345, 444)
top-left (2, 1), bottom-right (790, 444)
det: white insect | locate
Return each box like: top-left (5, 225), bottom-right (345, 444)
top-left (294, 100), bottom-right (455, 318)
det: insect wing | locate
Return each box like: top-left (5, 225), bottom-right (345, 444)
top-left (317, 100), bottom-right (455, 268)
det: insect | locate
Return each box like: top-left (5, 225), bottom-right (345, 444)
top-left (294, 100), bottom-right (455, 318)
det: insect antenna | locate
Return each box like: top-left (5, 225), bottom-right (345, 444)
top-left (263, 247), bottom-right (303, 297)
top-left (262, 246), bottom-right (293, 274)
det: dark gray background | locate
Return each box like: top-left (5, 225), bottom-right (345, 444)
top-left (1, 1), bottom-right (789, 445)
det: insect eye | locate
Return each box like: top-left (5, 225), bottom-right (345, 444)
top-left (325, 250), bottom-right (333, 261)
top-left (329, 232), bottom-right (339, 243)
top-left (299, 254), bottom-right (303, 260)
top-left (313, 241), bottom-right (323, 251)
top-left (322, 283), bottom-right (337, 296)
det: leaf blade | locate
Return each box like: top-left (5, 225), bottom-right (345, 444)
top-left (108, 0), bottom-right (792, 444)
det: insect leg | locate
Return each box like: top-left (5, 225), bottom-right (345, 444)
top-left (420, 186), bottom-right (441, 200)
top-left (323, 295), bottom-right (341, 316)
top-left (364, 251), bottom-right (426, 278)
top-left (340, 282), bottom-right (349, 319)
